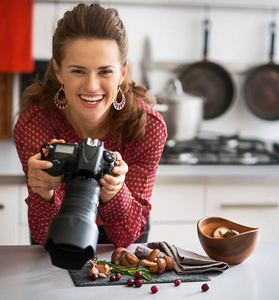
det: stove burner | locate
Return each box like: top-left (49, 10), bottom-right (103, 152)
top-left (239, 152), bottom-right (258, 165)
top-left (165, 152), bottom-right (199, 164)
top-left (160, 134), bottom-right (278, 165)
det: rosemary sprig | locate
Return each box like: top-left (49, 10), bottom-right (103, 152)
top-left (89, 258), bottom-right (152, 281)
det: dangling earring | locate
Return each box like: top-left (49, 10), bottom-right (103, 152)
top-left (113, 86), bottom-right (126, 110)
top-left (54, 84), bottom-right (69, 109)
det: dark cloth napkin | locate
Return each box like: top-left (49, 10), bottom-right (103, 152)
top-left (135, 241), bottom-right (229, 274)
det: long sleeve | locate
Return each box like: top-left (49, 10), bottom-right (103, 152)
top-left (98, 111), bottom-right (167, 247)
top-left (13, 103), bottom-right (68, 245)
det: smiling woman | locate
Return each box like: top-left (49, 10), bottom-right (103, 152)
top-left (52, 38), bottom-right (127, 138)
top-left (13, 3), bottom-right (167, 249)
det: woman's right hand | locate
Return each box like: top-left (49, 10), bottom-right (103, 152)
top-left (27, 139), bottom-right (64, 202)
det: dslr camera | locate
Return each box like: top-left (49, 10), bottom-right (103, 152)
top-left (41, 138), bottom-right (117, 270)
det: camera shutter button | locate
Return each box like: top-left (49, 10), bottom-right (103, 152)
top-left (103, 151), bottom-right (115, 163)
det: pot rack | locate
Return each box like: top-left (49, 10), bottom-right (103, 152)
top-left (35, 0), bottom-right (279, 11)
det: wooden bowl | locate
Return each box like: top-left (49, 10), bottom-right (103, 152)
top-left (197, 216), bottom-right (262, 264)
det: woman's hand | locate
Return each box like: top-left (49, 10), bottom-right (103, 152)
top-left (27, 139), bottom-right (65, 202)
top-left (99, 151), bottom-right (128, 205)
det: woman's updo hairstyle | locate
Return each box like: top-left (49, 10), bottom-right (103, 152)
top-left (53, 3), bottom-right (128, 68)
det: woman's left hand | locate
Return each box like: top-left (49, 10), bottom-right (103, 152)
top-left (99, 151), bottom-right (128, 205)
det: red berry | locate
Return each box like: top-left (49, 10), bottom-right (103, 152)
top-left (151, 285), bottom-right (159, 293)
top-left (126, 278), bottom-right (135, 286)
top-left (134, 279), bottom-right (143, 287)
top-left (174, 279), bottom-right (181, 286)
top-left (115, 273), bottom-right (122, 280)
top-left (201, 283), bottom-right (210, 292)
top-left (134, 271), bottom-right (143, 279)
top-left (91, 274), bottom-right (98, 281)
top-left (110, 275), bottom-right (116, 282)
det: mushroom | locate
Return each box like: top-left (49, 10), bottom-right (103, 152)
top-left (140, 258), bottom-right (166, 274)
top-left (111, 247), bottom-right (127, 264)
top-left (163, 255), bottom-right (174, 271)
top-left (140, 249), bottom-right (174, 273)
top-left (213, 226), bottom-right (230, 238)
top-left (150, 258), bottom-right (166, 274)
top-left (223, 229), bottom-right (239, 238)
top-left (119, 251), bottom-right (139, 268)
top-left (146, 249), bottom-right (160, 262)
top-left (213, 226), bottom-right (240, 238)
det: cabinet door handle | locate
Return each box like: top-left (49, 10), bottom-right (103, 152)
top-left (220, 203), bottom-right (278, 209)
top-left (0, 204), bottom-right (4, 210)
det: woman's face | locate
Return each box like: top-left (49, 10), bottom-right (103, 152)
top-left (53, 38), bottom-right (128, 127)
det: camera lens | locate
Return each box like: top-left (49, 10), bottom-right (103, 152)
top-left (44, 176), bottom-right (100, 270)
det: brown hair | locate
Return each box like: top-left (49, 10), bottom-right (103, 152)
top-left (19, 3), bottom-right (156, 142)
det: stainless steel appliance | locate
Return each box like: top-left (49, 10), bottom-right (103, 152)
top-left (156, 79), bottom-right (204, 141)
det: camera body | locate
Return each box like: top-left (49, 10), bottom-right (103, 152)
top-left (45, 138), bottom-right (116, 181)
top-left (42, 138), bottom-right (117, 270)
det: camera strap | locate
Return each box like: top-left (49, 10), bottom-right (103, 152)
top-left (40, 142), bottom-right (53, 160)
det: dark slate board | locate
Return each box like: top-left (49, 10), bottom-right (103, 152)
top-left (69, 265), bottom-right (210, 287)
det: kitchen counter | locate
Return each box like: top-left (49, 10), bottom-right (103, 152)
top-left (0, 242), bottom-right (278, 300)
top-left (1, 139), bottom-right (279, 185)
top-left (156, 164), bottom-right (279, 184)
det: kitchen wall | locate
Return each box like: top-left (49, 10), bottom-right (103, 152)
top-left (15, 0), bottom-right (279, 142)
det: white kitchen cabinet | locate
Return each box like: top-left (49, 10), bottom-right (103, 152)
top-left (0, 185), bottom-right (19, 245)
top-left (149, 176), bottom-right (279, 244)
top-left (1, 175), bottom-right (279, 246)
top-left (149, 181), bottom-right (204, 244)
top-left (18, 185), bottom-right (30, 245)
top-left (0, 184), bottom-right (29, 245)
top-left (205, 185), bottom-right (279, 242)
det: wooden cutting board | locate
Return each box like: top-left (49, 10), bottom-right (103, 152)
top-left (0, 73), bottom-right (12, 138)
top-left (69, 264), bottom-right (210, 287)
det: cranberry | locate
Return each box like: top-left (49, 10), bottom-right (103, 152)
top-left (126, 278), bottom-right (135, 286)
top-left (110, 275), bottom-right (116, 282)
top-left (174, 279), bottom-right (181, 286)
top-left (134, 279), bottom-right (143, 287)
top-left (115, 273), bottom-right (122, 280)
top-left (151, 285), bottom-right (159, 293)
top-left (201, 283), bottom-right (210, 292)
top-left (91, 274), bottom-right (98, 281)
top-left (134, 271), bottom-right (143, 279)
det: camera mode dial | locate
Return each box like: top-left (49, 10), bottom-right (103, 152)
top-left (52, 159), bottom-right (60, 169)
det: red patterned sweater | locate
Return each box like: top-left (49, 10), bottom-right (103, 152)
top-left (13, 99), bottom-right (167, 247)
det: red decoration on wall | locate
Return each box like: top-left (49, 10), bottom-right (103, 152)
top-left (0, 0), bottom-right (34, 72)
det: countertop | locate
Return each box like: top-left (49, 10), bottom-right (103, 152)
top-left (1, 139), bottom-right (279, 184)
top-left (0, 242), bottom-right (278, 300)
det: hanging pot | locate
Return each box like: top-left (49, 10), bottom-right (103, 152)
top-left (178, 19), bottom-right (234, 120)
top-left (155, 78), bottom-right (204, 141)
top-left (243, 22), bottom-right (279, 121)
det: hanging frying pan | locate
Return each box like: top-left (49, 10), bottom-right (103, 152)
top-left (179, 19), bottom-right (234, 120)
top-left (244, 22), bottom-right (279, 121)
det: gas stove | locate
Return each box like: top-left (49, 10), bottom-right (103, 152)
top-left (160, 134), bottom-right (279, 165)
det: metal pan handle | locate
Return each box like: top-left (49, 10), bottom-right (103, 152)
top-left (203, 19), bottom-right (210, 61)
top-left (269, 22), bottom-right (276, 63)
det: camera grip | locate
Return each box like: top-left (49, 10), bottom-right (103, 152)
top-left (97, 150), bottom-right (117, 178)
